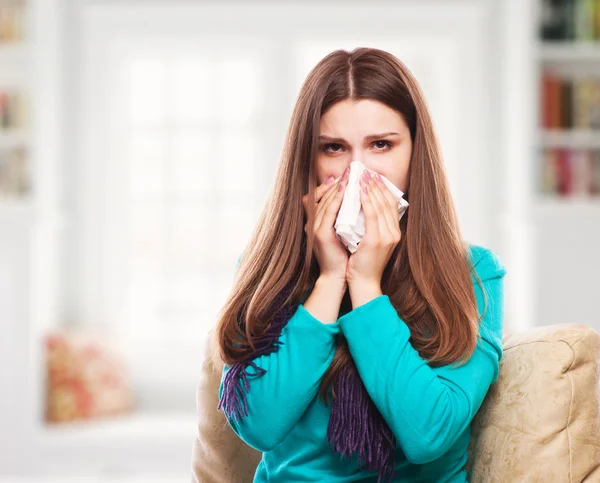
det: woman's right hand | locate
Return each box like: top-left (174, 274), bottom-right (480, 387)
top-left (302, 166), bottom-right (350, 285)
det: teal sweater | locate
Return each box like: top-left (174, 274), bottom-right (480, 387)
top-left (219, 244), bottom-right (506, 482)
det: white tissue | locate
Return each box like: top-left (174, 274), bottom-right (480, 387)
top-left (333, 160), bottom-right (409, 254)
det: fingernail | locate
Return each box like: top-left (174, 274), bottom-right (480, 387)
top-left (363, 184), bottom-right (368, 195)
top-left (325, 176), bottom-right (334, 185)
top-left (362, 170), bottom-right (371, 181)
top-left (338, 182), bottom-right (345, 192)
top-left (343, 167), bottom-right (350, 180)
top-left (374, 173), bottom-right (382, 182)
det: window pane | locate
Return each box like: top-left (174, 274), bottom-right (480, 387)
top-left (129, 277), bottom-right (164, 340)
top-left (129, 135), bottom-right (165, 198)
top-left (218, 57), bottom-right (260, 123)
top-left (173, 58), bottom-right (211, 123)
top-left (218, 202), bottom-right (257, 263)
top-left (128, 59), bottom-right (167, 125)
top-left (172, 129), bottom-right (210, 197)
top-left (164, 274), bottom-right (213, 341)
top-left (218, 132), bottom-right (259, 196)
top-left (169, 203), bottom-right (208, 273)
top-left (128, 201), bottom-right (164, 273)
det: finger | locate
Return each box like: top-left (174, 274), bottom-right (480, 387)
top-left (320, 174), bottom-right (348, 232)
top-left (359, 174), bottom-right (380, 244)
top-left (368, 174), bottom-right (400, 240)
top-left (315, 167), bottom-right (349, 226)
top-left (374, 174), bottom-right (400, 214)
top-left (313, 168), bottom-right (348, 203)
top-left (377, 177), bottom-right (403, 242)
top-left (304, 176), bottom-right (345, 235)
top-left (316, 176), bottom-right (338, 200)
top-left (315, 177), bottom-right (344, 232)
top-left (303, 176), bottom-right (336, 211)
top-left (362, 174), bottom-right (391, 243)
top-left (313, 180), bottom-right (341, 233)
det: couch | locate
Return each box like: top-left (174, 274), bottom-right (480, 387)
top-left (191, 323), bottom-right (600, 482)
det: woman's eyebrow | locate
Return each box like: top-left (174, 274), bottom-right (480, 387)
top-left (319, 132), bottom-right (400, 143)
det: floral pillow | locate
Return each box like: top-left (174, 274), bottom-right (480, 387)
top-left (44, 329), bottom-right (135, 423)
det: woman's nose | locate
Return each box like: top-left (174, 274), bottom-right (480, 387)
top-left (348, 157), bottom-right (372, 171)
top-left (338, 156), bottom-right (373, 179)
top-left (338, 160), bottom-right (358, 179)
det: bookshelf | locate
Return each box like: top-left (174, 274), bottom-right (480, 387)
top-left (0, 0), bottom-right (30, 208)
top-left (535, 1), bottom-right (600, 210)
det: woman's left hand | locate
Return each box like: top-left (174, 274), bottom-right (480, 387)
top-left (346, 170), bottom-right (402, 290)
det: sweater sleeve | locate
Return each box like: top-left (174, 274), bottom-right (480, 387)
top-left (337, 248), bottom-right (506, 465)
top-left (218, 305), bottom-right (340, 452)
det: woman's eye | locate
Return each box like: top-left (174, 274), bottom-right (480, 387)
top-left (322, 143), bottom-right (344, 153)
top-left (373, 140), bottom-right (392, 150)
top-left (321, 141), bottom-right (391, 153)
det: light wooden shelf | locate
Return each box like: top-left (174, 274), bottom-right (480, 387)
top-left (532, 195), bottom-right (600, 214)
top-left (0, 42), bottom-right (27, 65)
top-left (0, 198), bottom-right (34, 221)
top-left (0, 129), bottom-right (29, 149)
top-left (538, 129), bottom-right (600, 149)
top-left (539, 41), bottom-right (600, 62)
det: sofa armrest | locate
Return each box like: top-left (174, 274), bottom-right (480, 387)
top-left (191, 329), bottom-right (261, 483)
top-left (468, 323), bottom-right (600, 482)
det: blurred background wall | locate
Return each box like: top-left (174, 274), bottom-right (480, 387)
top-left (0, 0), bottom-right (598, 481)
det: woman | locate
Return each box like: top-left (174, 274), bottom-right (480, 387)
top-left (214, 47), bottom-right (506, 483)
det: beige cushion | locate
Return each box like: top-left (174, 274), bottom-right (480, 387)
top-left (468, 323), bottom-right (600, 482)
top-left (191, 330), bottom-right (261, 483)
top-left (192, 324), bottom-right (600, 482)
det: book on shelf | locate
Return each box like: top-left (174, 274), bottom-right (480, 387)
top-left (540, 0), bottom-right (600, 41)
top-left (0, 145), bottom-right (29, 198)
top-left (0, 88), bottom-right (27, 130)
top-left (0, 4), bottom-right (26, 43)
top-left (539, 147), bottom-right (600, 197)
top-left (540, 72), bottom-right (600, 129)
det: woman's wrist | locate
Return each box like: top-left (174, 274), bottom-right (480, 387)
top-left (348, 281), bottom-right (383, 310)
top-left (303, 275), bottom-right (347, 324)
top-left (316, 274), bottom-right (347, 294)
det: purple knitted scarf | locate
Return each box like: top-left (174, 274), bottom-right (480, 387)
top-left (217, 284), bottom-right (397, 482)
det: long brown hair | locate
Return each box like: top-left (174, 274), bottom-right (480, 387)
top-left (214, 47), bottom-right (487, 405)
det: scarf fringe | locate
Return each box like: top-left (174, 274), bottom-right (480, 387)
top-left (217, 286), bottom-right (296, 423)
top-left (328, 363), bottom-right (397, 483)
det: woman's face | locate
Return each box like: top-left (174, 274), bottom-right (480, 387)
top-left (317, 99), bottom-right (412, 193)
